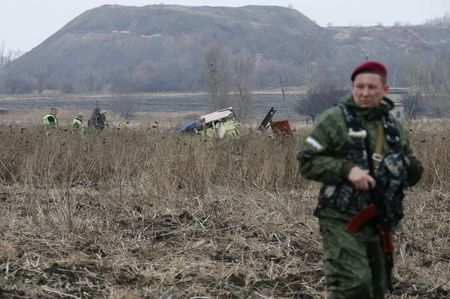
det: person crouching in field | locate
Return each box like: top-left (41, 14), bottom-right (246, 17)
top-left (72, 112), bottom-right (85, 136)
top-left (298, 61), bottom-right (423, 298)
top-left (43, 107), bottom-right (58, 135)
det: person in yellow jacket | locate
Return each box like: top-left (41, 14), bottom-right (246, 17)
top-left (43, 107), bottom-right (58, 135)
top-left (72, 112), bottom-right (85, 135)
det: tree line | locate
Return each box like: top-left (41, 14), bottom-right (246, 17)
top-left (1, 41), bottom-right (449, 120)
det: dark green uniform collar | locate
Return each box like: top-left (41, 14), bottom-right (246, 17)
top-left (339, 94), bottom-right (394, 121)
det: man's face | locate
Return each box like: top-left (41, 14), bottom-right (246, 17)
top-left (351, 73), bottom-right (388, 108)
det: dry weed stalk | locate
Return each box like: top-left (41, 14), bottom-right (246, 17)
top-left (0, 121), bottom-right (448, 298)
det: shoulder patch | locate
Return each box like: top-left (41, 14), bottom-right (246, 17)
top-left (306, 136), bottom-right (323, 151)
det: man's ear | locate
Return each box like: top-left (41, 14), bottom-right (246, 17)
top-left (384, 84), bottom-right (389, 95)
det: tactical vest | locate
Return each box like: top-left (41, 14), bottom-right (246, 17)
top-left (315, 104), bottom-right (407, 223)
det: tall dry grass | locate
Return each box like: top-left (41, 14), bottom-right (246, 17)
top-left (2, 120), bottom-right (447, 193)
top-left (0, 126), bottom-right (309, 194)
top-left (407, 119), bottom-right (450, 191)
top-left (0, 120), bottom-right (448, 298)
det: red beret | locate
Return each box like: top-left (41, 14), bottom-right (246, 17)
top-left (351, 61), bottom-right (387, 81)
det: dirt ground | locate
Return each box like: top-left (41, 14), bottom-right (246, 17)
top-left (0, 184), bottom-right (448, 298)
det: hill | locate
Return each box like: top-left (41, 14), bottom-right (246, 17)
top-left (2, 5), bottom-right (450, 94)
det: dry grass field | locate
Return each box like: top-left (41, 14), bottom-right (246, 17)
top-left (0, 118), bottom-right (448, 298)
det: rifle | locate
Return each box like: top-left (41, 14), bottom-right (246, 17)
top-left (346, 122), bottom-right (396, 293)
top-left (346, 202), bottom-right (394, 292)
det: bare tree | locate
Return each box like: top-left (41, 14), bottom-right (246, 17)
top-left (401, 52), bottom-right (431, 89)
top-left (296, 41), bottom-right (343, 123)
top-left (300, 35), bottom-right (317, 93)
top-left (84, 70), bottom-right (106, 93)
top-left (0, 43), bottom-right (22, 68)
top-left (204, 45), bottom-right (232, 110)
top-left (400, 49), bottom-right (450, 117)
top-left (425, 12), bottom-right (450, 26)
top-left (113, 94), bottom-right (137, 120)
top-left (0, 42), bottom-right (12, 68)
top-left (234, 52), bottom-right (255, 120)
top-left (0, 42), bottom-right (23, 93)
top-left (295, 84), bottom-right (347, 122)
top-left (400, 92), bottom-right (425, 120)
top-left (34, 68), bottom-right (50, 93)
top-left (429, 51), bottom-right (450, 117)
top-left (0, 42), bottom-right (7, 69)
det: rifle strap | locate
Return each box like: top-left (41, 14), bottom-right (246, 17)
top-left (375, 122), bottom-right (384, 156)
top-left (373, 122), bottom-right (384, 175)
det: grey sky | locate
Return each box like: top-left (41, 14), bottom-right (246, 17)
top-left (1, 0), bottom-right (449, 52)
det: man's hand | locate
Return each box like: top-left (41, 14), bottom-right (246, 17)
top-left (347, 166), bottom-right (376, 191)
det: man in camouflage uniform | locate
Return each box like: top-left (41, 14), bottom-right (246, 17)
top-left (72, 112), bottom-right (85, 135)
top-left (298, 61), bottom-right (423, 298)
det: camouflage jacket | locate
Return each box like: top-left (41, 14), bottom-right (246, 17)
top-left (298, 95), bottom-right (423, 217)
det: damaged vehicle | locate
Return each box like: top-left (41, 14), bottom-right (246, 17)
top-left (88, 102), bottom-right (107, 131)
top-left (173, 107), bottom-right (239, 139)
top-left (258, 107), bottom-right (293, 137)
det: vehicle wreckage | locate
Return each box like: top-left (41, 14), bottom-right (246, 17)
top-left (173, 106), bottom-right (292, 139)
top-left (173, 107), bottom-right (239, 138)
top-left (88, 103), bottom-right (107, 131)
top-left (258, 107), bottom-right (293, 137)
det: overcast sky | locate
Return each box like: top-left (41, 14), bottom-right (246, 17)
top-left (1, 0), bottom-right (449, 52)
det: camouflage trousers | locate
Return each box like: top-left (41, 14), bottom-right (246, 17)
top-left (319, 212), bottom-right (388, 299)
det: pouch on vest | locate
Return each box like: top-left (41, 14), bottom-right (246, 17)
top-left (375, 152), bottom-right (408, 229)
